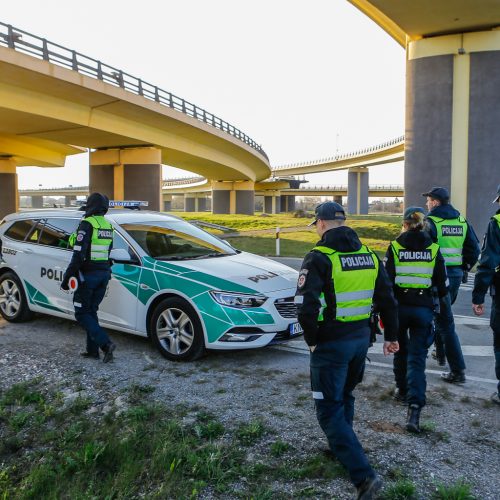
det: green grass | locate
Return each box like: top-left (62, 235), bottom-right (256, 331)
top-left (432, 480), bottom-right (475, 499)
top-left (169, 212), bottom-right (400, 258)
top-left (382, 479), bottom-right (417, 499)
top-left (236, 419), bottom-right (268, 446)
top-left (228, 231), bottom-right (391, 258)
top-left (270, 440), bottom-right (291, 457)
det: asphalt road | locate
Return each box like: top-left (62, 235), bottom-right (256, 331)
top-left (271, 257), bottom-right (498, 396)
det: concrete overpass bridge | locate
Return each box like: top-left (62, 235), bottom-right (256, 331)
top-left (19, 183), bottom-right (404, 214)
top-left (0, 21), bottom-right (270, 217)
top-left (160, 135), bottom-right (404, 214)
top-left (349, 0), bottom-right (500, 235)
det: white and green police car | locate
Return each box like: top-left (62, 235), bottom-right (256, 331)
top-left (0, 208), bottom-right (302, 360)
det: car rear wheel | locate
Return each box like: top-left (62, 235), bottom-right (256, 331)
top-left (0, 272), bottom-right (34, 323)
top-left (150, 297), bottom-right (205, 361)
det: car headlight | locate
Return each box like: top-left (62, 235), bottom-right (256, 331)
top-left (210, 291), bottom-right (267, 308)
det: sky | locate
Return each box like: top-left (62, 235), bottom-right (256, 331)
top-left (3, 0), bottom-right (406, 189)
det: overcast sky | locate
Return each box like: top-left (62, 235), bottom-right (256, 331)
top-left (3, 0), bottom-right (406, 189)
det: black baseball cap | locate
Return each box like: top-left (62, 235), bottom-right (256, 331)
top-left (493, 184), bottom-right (500, 203)
top-left (403, 206), bottom-right (425, 221)
top-left (422, 186), bottom-right (450, 203)
top-left (308, 201), bottom-right (346, 226)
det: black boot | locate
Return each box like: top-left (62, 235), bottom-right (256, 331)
top-left (80, 351), bottom-right (100, 360)
top-left (441, 370), bottom-right (465, 384)
top-left (102, 342), bottom-right (116, 363)
top-left (406, 404), bottom-right (421, 434)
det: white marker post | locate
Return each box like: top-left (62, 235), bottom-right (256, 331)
top-left (276, 227), bottom-right (280, 256)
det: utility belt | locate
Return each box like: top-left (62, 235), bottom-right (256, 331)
top-left (396, 287), bottom-right (432, 297)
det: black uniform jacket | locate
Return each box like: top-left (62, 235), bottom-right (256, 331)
top-left (62, 193), bottom-right (112, 288)
top-left (426, 204), bottom-right (480, 271)
top-left (295, 225), bottom-right (398, 347)
top-left (472, 208), bottom-right (500, 305)
top-left (384, 230), bottom-right (448, 308)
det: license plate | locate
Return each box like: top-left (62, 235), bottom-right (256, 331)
top-left (289, 322), bottom-right (303, 336)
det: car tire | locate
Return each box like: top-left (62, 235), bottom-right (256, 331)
top-left (0, 272), bottom-right (34, 323)
top-left (150, 297), bottom-right (205, 361)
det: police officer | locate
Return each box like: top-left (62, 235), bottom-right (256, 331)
top-left (61, 193), bottom-right (116, 362)
top-left (384, 207), bottom-right (448, 433)
top-left (423, 187), bottom-right (480, 383)
top-left (295, 201), bottom-right (399, 500)
top-left (472, 184), bottom-right (500, 405)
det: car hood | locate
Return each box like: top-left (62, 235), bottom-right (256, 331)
top-left (172, 252), bottom-right (299, 294)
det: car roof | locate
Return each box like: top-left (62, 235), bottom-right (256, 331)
top-left (3, 209), bottom-right (185, 225)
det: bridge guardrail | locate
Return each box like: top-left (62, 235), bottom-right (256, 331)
top-left (0, 22), bottom-right (268, 161)
top-left (273, 136), bottom-right (404, 171)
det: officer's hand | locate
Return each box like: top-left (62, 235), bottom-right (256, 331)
top-left (60, 279), bottom-right (70, 292)
top-left (472, 304), bottom-right (484, 316)
top-left (383, 341), bottom-right (399, 355)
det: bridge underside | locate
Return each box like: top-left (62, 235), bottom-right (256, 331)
top-left (349, 0), bottom-right (500, 235)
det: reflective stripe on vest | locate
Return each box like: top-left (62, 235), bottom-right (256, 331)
top-left (428, 216), bottom-right (467, 266)
top-left (391, 240), bottom-right (439, 289)
top-left (313, 244), bottom-right (378, 323)
top-left (83, 216), bottom-right (113, 262)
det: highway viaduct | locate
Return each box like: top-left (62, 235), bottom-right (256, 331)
top-left (2, 1), bottom-right (500, 234)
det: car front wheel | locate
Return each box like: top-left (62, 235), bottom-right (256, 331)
top-left (150, 297), bottom-right (205, 361)
top-left (0, 272), bottom-right (34, 323)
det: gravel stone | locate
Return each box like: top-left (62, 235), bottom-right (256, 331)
top-left (0, 314), bottom-right (499, 499)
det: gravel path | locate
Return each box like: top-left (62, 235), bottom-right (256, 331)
top-left (0, 314), bottom-right (499, 499)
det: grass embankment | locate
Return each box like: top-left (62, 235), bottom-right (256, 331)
top-left (0, 379), bottom-right (477, 499)
top-left (178, 213), bottom-right (401, 257)
top-left (0, 379), bottom-right (346, 498)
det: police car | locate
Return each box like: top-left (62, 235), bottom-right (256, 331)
top-left (0, 207), bottom-right (302, 360)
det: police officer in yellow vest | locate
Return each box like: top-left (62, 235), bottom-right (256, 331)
top-left (295, 202), bottom-right (399, 500)
top-left (384, 207), bottom-right (448, 433)
top-left (423, 187), bottom-right (480, 383)
top-left (61, 193), bottom-right (116, 363)
top-left (472, 184), bottom-right (500, 405)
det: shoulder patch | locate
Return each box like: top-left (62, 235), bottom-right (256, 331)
top-left (297, 269), bottom-right (308, 288)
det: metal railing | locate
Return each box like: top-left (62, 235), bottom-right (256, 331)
top-left (19, 185), bottom-right (88, 193)
top-left (0, 21), bottom-right (268, 160)
top-left (163, 176), bottom-right (206, 187)
top-left (273, 135), bottom-right (404, 171)
top-left (295, 184), bottom-right (403, 191)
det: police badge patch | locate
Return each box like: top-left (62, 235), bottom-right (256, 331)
top-left (297, 269), bottom-right (308, 288)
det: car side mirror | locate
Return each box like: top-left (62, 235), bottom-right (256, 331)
top-left (110, 248), bottom-right (133, 263)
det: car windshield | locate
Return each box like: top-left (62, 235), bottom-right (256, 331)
top-left (121, 220), bottom-right (237, 260)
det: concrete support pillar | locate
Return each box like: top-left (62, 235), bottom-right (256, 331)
top-left (198, 197), bottom-right (207, 212)
top-left (163, 194), bottom-right (172, 212)
top-left (0, 159), bottom-right (18, 218)
top-left (184, 194), bottom-right (196, 212)
top-left (406, 31), bottom-right (500, 236)
top-left (280, 195), bottom-right (296, 212)
top-left (263, 193), bottom-right (281, 214)
top-left (333, 195), bottom-right (343, 204)
top-left (65, 195), bottom-right (76, 207)
top-left (347, 168), bottom-right (369, 215)
top-left (32, 195), bottom-right (44, 208)
top-left (211, 181), bottom-right (255, 215)
top-left (90, 147), bottom-right (162, 211)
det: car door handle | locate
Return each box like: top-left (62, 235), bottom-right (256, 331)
top-left (140, 283), bottom-right (150, 290)
top-left (24, 249), bottom-right (33, 254)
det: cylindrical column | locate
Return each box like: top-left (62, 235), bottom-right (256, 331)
top-left (0, 159), bottom-right (18, 218)
top-left (198, 197), bottom-right (207, 212)
top-left (347, 168), bottom-right (369, 215)
top-left (32, 195), bottom-right (44, 208)
top-left (163, 194), bottom-right (172, 212)
top-left (65, 195), bottom-right (76, 207)
top-left (184, 194), bottom-right (196, 212)
top-left (406, 31), bottom-right (500, 236)
top-left (212, 181), bottom-right (255, 214)
top-left (90, 147), bottom-right (162, 211)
